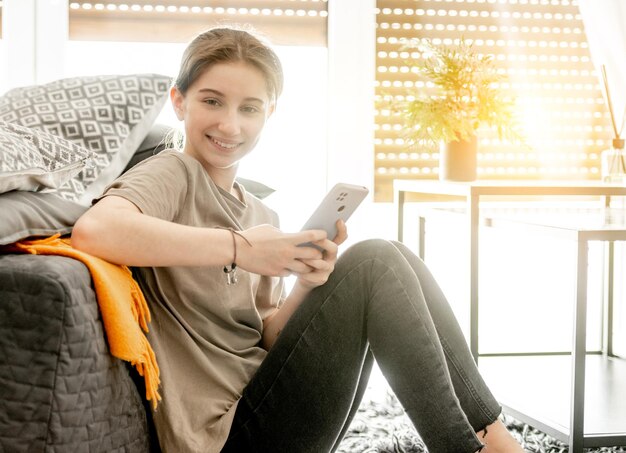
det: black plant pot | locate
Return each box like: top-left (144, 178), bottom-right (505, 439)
top-left (439, 135), bottom-right (478, 181)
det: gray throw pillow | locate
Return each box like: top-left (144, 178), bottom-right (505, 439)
top-left (0, 73), bottom-right (171, 205)
top-left (123, 123), bottom-right (172, 173)
top-left (0, 121), bottom-right (94, 194)
top-left (0, 191), bottom-right (87, 245)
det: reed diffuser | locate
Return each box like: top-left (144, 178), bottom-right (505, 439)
top-left (599, 64), bottom-right (626, 184)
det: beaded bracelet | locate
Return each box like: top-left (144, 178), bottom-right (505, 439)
top-left (217, 227), bottom-right (252, 285)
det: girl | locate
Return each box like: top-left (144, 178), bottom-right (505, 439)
top-left (72, 27), bottom-right (525, 453)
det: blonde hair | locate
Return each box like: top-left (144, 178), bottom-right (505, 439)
top-left (174, 26), bottom-right (284, 102)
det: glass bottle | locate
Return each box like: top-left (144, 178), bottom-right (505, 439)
top-left (601, 138), bottom-right (626, 184)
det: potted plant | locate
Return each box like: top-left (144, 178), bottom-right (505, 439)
top-left (395, 38), bottom-right (518, 181)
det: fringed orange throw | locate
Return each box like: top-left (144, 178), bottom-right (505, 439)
top-left (4, 234), bottom-right (161, 409)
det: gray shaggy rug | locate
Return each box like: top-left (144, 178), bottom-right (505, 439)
top-left (339, 388), bottom-right (626, 453)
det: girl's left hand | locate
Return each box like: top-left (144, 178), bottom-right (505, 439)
top-left (294, 220), bottom-right (348, 290)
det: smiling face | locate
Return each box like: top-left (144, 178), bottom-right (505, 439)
top-left (171, 61), bottom-right (274, 185)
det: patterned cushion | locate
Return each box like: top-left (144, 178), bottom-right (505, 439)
top-left (0, 74), bottom-right (171, 205)
top-left (0, 121), bottom-right (94, 194)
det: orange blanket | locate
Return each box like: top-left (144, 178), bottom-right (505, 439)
top-left (3, 234), bottom-right (161, 409)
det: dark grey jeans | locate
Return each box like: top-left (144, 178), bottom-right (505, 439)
top-left (221, 239), bottom-right (501, 453)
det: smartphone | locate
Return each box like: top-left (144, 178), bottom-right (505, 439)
top-left (300, 183), bottom-right (369, 246)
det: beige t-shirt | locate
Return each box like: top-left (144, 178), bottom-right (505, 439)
top-left (101, 150), bottom-right (284, 453)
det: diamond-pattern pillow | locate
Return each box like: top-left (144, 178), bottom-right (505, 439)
top-left (0, 121), bottom-right (94, 194)
top-left (0, 74), bottom-right (171, 205)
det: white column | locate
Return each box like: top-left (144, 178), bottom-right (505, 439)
top-left (2, 0), bottom-right (67, 90)
top-left (35, 0), bottom-right (68, 85)
top-left (3, 0), bottom-right (36, 89)
top-left (326, 0), bottom-right (395, 244)
top-left (326, 0), bottom-right (376, 190)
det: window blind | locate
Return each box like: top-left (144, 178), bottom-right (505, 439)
top-left (375, 0), bottom-right (611, 202)
top-left (68, 0), bottom-right (328, 46)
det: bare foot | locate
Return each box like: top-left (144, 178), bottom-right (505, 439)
top-left (476, 419), bottom-right (525, 453)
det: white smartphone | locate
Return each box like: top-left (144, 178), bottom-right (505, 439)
top-left (300, 183), bottom-right (369, 244)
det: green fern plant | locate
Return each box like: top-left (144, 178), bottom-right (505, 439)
top-left (398, 39), bottom-right (517, 146)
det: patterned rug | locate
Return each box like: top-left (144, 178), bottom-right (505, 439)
top-left (339, 386), bottom-right (626, 453)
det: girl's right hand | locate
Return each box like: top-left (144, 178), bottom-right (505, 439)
top-left (236, 224), bottom-right (326, 277)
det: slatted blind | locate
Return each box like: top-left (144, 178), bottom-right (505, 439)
top-left (375, 0), bottom-right (611, 202)
top-left (68, 0), bottom-right (328, 46)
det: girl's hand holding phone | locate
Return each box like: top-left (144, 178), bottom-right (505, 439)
top-left (295, 220), bottom-right (347, 290)
top-left (236, 224), bottom-right (326, 277)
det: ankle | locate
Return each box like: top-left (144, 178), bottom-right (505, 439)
top-left (477, 419), bottom-right (524, 453)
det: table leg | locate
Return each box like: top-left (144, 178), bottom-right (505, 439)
top-left (417, 216), bottom-right (425, 260)
top-left (569, 238), bottom-right (588, 453)
top-left (603, 241), bottom-right (615, 357)
top-left (397, 190), bottom-right (405, 242)
top-left (469, 194), bottom-right (479, 362)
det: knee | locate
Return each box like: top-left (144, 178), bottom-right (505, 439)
top-left (389, 240), bottom-right (424, 264)
top-left (340, 239), bottom-right (425, 277)
top-left (340, 238), bottom-right (401, 264)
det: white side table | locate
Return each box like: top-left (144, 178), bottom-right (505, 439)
top-left (393, 180), bottom-right (626, 452)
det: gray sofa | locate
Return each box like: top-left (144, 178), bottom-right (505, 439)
top-left (0, 74), bottom-right (177, 452)
top-left (0, 125), bottom-right (175, 453)
top-left (0, 253), bottom-right (154, 452)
